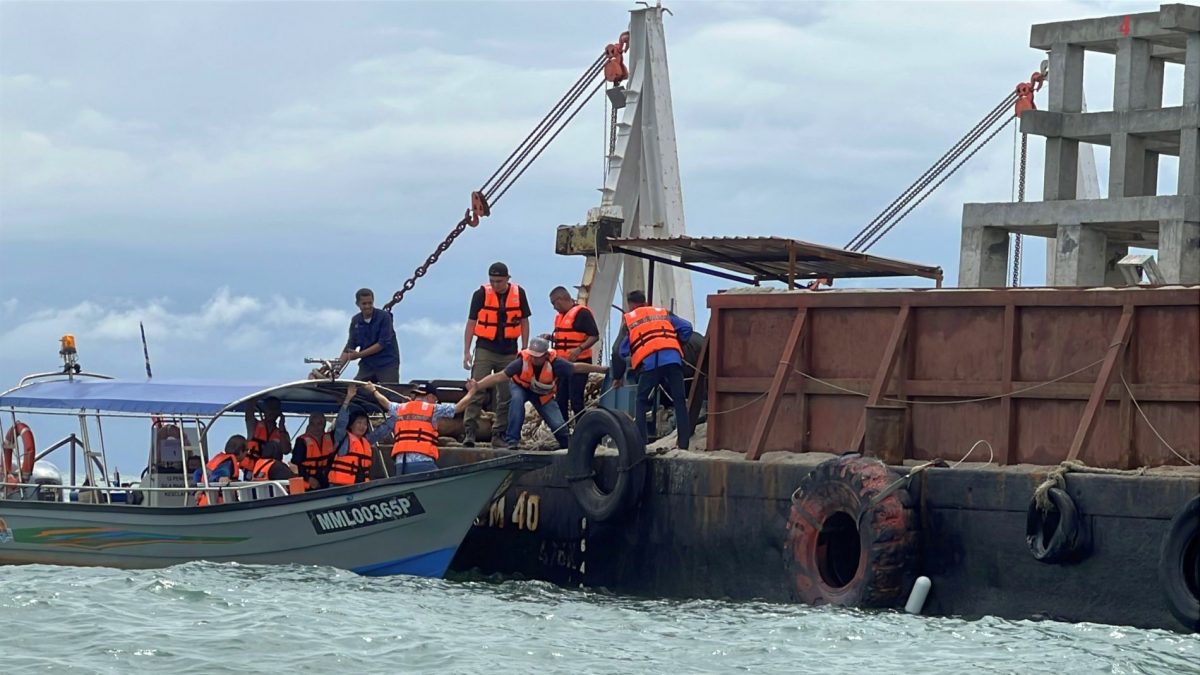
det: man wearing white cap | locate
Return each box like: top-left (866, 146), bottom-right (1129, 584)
top-left (470, 336), bottom-right (608, 449)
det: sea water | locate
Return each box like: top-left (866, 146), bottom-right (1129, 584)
top-left (1, 563), bottom-right (1195, 674)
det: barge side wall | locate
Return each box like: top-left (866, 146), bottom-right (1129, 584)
top-left (705, 287), bottom-right (1199, 467)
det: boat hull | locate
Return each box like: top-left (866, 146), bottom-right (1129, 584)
top-left (0, 455), bottom-right (535, 577)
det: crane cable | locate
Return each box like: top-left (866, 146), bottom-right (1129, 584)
top-left (380, 53), bottom-right (608, 314)
top-left (844, 91), bottom-right (1018, 253)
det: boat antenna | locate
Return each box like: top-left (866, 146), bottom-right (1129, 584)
top-left (140, 321), bottom-right (153, 379)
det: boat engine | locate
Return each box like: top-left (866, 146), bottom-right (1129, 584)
top-left (29, 460), bottom-right (63, 502)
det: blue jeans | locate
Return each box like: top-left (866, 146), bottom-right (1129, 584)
top-left (635, 362), bottom-right (691, 449)
top-left (507, 383), bottom-right (569, 448)
top-left (393, 453), bottom-right (437, 475)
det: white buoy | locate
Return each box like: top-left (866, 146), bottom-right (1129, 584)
top-left (905, 576), bottom-right (932, 614)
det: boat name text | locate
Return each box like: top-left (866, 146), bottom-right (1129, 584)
top-left (308, 493), bottom-right (425, 535)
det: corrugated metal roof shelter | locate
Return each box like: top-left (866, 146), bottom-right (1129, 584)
top-left (605, 236), bottom-right (944, 288)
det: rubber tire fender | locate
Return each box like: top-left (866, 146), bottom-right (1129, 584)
top-left (566, 409), bottom-right (646, 524)
top-left (785, 455), bottom-right (917, 608)
top-left (1159, 495), bottom-right (1199, 632)
top-left (1025, 487), bottom-right (1088, 564)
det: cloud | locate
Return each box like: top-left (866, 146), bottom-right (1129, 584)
top-left (0, 288), bottom-right (470, 390)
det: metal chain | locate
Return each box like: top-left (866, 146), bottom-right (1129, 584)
top-left (608, 98), bottom-right (618, 160)
top-left (384, 215), bottom-right (472, 311)
top-left (1012, 132), bottom-right (1028, 287)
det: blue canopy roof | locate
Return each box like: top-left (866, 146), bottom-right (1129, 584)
top-left (0, 378), bottom-right (389, 416)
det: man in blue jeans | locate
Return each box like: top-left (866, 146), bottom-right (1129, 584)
top-left (470, 337), bottom-right (608, 449)
top-left (612, 290), bottom-right (693, 450)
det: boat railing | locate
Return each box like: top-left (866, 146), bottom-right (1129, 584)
top-left (1, 479), bottom-right (293, 505)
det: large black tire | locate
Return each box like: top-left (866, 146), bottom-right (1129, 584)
top-left (1159, 495), bottom-right (1199, 632)
top-left (566, 409), bottom-right (646, 523)
top-left (784, 455), bottom-right (918, 608)
top-left (1026, 487), bottom-right (1089, 564)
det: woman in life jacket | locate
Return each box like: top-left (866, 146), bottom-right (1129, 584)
top-left (361, 381), bottom-right (476, 475)
top-left (328, 384), bottom-right (390, 486)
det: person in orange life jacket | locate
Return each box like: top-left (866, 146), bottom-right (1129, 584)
top-left (341, 288), bottom-right (402, 384)
top-left (471, 336), bottom-right (609, 450)
top-left (548, 286), bottom-right (600, 424)
top-left (192, 435), bottom-right (247, 485)
top-left (462, 262), bottom-right (532, 448)
top-left (291, 412), bottom-right (335, 490)
top-left (613, 290), bottom-right (693, 450)
top-left (192, 435), bottom-right (248, 505)
top-left (328, 384), bottom-right (392, 486)
top-left (243, 396), bottom-right (290, 479)
top-left (250, 440), bottom-right (297, 482)
top-left (361, 381), bottom-right (476, 475)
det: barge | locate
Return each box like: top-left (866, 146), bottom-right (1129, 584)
top-left (437, 3), bottom-right (1200, 634)
top-left (441, 285), bottom-right (1198, 632)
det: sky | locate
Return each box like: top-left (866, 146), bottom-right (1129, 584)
top-left (0, 0), bottom-right (1184, 471)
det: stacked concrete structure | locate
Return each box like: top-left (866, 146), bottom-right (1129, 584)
top-left (960, 3), bottom-right (1200, 286)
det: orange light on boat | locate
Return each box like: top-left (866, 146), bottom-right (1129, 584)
top-left (61, 334), bottom-right (76, 352)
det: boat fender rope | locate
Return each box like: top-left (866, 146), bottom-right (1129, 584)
top-left (565, 470), bottom-right (597, 483)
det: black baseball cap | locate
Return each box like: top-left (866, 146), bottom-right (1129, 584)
top-left (488, 262), bottom-right (509, 277)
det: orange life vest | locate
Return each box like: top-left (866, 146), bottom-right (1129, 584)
top-left (251, 458), bottom-right (279, 481)
top-left (296, 432), bottom-right (335, 477)
top-left (624, 306), bottom-right (682, 370)
top-left (244, 421), bottom-right (285, 474)
top-left (552, 304), bottom-right (594, 361)
top-left (196, 451), bottom-right (238, 506)
top-left (510, 350), bottom-right (559, 405)
top-left (327, 434), bottom-right (373, 486)
top-left (473, 283), bottom-right (524, 341)
top-left (390, 401), bottom-right (439, 461)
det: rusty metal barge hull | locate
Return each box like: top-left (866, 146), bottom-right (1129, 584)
top-left (444, 286), bottom-right (1199, 633)
top-left (442, 449), bottom-right (1197, 632)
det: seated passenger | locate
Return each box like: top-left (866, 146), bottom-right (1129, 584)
top-left (243, 396), bottom-right (291, 478)
top-left (362, 381), bottom-right (475, 476)
top-left (251, 441), bottom-right (298, 482)
top-left (186, 455), bottom-right (202, 478)
top-left (327, 384), bottom-right (388, 487)
top-left (194, 435), bottom-right (248, 506)
top-left (292, 413), bottom-right (335, 489)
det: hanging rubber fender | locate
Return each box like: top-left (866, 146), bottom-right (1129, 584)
top-left (1025, 487), bottom-right (1089, 564)
top-left (1159, 495), bottom-right (1199, 632)
top-left (566, 409), bottom-right (646, 523)
top-left (785, 455), bottom-right (917, 608)
top-left (3, 421), bottom-right (36, 478)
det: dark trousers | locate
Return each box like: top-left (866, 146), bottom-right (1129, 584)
top-left (355, 363), bottom-right (400, 385)
top-left (635, 363), bottom-right (691, 449)
top-left (556, 371), bottom-right (588, 425)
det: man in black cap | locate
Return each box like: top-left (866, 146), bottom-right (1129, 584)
top-left (462, 262), bottom-right (531, 447)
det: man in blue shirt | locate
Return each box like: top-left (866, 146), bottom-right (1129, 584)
top-left (341, 288), bottom-right (402, 383)
top-left (360, 381), bottom-right (475, 474)
top-left (613, 290), bottom-right (693, 450)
